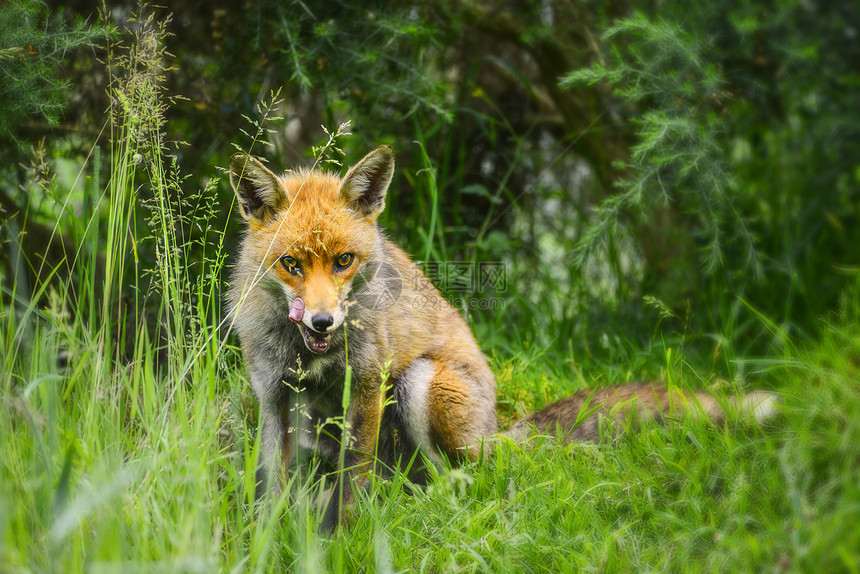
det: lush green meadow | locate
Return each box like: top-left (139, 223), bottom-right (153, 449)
top-left (3, 1), bottom-right (860, 572)
top-left (2, 110), bottom-right (859, 570)
top-left (3, 254), bottom-right (860, 572)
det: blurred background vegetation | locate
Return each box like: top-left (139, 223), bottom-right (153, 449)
top-left (2, 0), bottom-right (858, 378)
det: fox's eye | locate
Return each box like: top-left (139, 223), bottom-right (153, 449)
top-left (335, 253), bottom-right (354, 270)
top-left (280, 255), bottom-right (301, 276)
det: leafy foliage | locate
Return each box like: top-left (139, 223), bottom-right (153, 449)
top-left (0, 0), bottom-right (111, 143)
top-left (562, 12), bottom-right (759, 276)
top-left (1, 0), bottom-right (856, 359)
top-left (561, 2), bottom-right (860, 341)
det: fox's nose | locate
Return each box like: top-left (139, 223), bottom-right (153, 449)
top-left (311, 313), bottom-right (334, 332)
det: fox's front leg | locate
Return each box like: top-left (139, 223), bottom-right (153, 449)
top-left (322, 379), bottom-right (384, 529)
top-left (257, 401), bottom-right (295, 500)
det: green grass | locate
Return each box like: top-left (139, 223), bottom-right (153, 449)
top-left (3, 283), bottom-right (860, 572)
top-left (2, 14), bottom-right (859, 573)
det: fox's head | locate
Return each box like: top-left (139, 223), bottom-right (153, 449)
top-left (229, 146), bottom-right (395, 354)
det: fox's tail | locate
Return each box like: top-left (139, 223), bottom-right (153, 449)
top-left (502, 381), bottom-right (778, 445)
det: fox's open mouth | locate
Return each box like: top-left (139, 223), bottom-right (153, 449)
top-left (299, 324), bottom-right (331, 354)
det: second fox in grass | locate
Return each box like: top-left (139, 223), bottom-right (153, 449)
top-left (227, 145), bottom-right (776, 525)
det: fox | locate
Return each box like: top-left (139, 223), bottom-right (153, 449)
top-left (226, 145), bottom-right (777, 527)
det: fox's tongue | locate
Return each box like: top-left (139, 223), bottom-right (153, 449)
top-left (289, 298), bottom-right (305, 323)
top-left (304, 328), bottom-right (331, 353)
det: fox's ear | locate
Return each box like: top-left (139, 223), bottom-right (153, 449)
top-left (338, 145), bottom-right (395, 220)
top-left (229, 153), bottom-right (285, 221)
